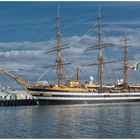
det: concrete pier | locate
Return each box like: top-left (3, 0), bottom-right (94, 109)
top-left (0, 90), bottom-right (39, 106)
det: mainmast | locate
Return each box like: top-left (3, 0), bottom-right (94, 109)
top-left (84, 9), bottom-right (130, 92)
top-left (56, 5), bottom-right (63, 86)
top-left (123, 33), bottom-right (129, 84)
top-left (98, 8), bottom-right (104, 92)
top-left (84, 8), bottom-right (108, 93)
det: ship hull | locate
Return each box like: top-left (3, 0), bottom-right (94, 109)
top-left (31, 92), bottom-right (140, 105)
top-left (37, 98), bottom-right (140, 105)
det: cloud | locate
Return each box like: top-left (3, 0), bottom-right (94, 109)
top-left (0, 41), bottom-right (50, 50)
top-left (0, 34), bottom-right (140, 87)
top-left (109, 19), bottom-right (140, 25)
top-left (0, 50), bottom-right (43, 58)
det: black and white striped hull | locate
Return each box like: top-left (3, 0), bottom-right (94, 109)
top-left (32, 92), bottom-right (140, 105)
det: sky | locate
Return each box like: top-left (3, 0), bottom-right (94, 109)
top-left (0, 1), bottom-right (140, 89)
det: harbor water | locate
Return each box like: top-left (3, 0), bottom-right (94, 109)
top-left (1, 102), bottom-right (140, 138)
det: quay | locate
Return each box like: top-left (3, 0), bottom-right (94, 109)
top-left (0, 90), bottom-right (39, 107)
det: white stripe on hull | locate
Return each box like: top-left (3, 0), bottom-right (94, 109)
top-left (32, 92), bottom-right (140, 96)
top-left (36, 96), bottom-right (140, 101)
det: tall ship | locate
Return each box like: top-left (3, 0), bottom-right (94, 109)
top-left (1, 7), bottom-right (140, 105)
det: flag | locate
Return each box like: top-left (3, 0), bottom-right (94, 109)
top-left (136, 63), bottom-right (140, 70)
top-left (129, 63), bottom-right (139, 71)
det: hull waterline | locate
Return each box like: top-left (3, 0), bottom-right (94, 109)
top-left (32, 92), bottom-right (140, 105)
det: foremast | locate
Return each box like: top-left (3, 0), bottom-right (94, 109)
top-left (56, 5), bottom-right (63, 86)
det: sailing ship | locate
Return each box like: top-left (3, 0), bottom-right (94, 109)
top-left (0, 7), bottom-right (140, 105)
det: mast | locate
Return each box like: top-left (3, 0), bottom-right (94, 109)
top-left (84, 9), bottom-right (128, 91)
top-left (56, 5), bottom-right (63, 86)
top-left (123, 33), bottom-right (129, 84)
top-left (98, 8), bottom-right (104, 92)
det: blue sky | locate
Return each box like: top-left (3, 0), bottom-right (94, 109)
top-left (0, 2), bottom-right (139, 41)
top-left (0, 1), bottom-right (140, 88)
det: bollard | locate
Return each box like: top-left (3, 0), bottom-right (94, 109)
top-left (10, 95), bottom-right (12, 100)
top-left (14, 95), bottom-right (17, 100)
top-left (4, 96), bottom-right (6, 100)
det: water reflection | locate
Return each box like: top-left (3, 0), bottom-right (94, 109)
top-left (0, 103), bottom-right (140, 138)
